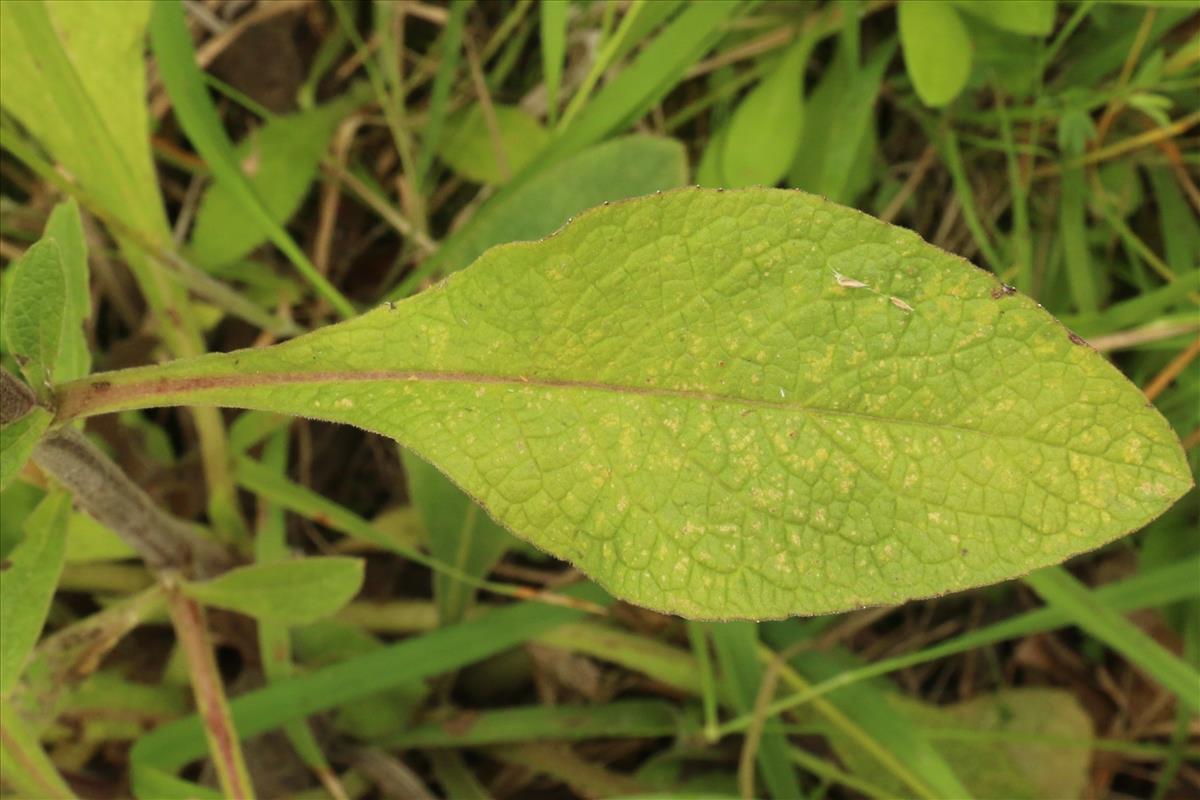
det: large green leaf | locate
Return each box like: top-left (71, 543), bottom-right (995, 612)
top-left (55, 189), bottom-right (1192, 619)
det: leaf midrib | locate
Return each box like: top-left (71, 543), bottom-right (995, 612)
top-left (60, 367), bottom-right (1153, 465)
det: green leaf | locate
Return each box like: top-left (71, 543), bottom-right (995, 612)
top-left (953, 0), bottom-right (1057, 37)
top-left (0, 0), bottom-right (166, 240)
top-left (0, 490), bottom-right (69, 697)
top-left (438, 104), bottom-right (550, 185)
top-left (189, 94), bottom-right (364, 269)
top-left (394, 135), bottom-right (687, 289)
top-left (42, 200), bottom-right (91, 383)
top-left (148, 0), bottom-right (355, 319)
top-left (0, 481), bottom-right (43, 559)
top-left (721, 37), bottom-right (809, 188)
top-left (180, 557), bottom-right (364, 625)
top-left (0, 406), bottom-right (51, 492)
top-left (709, 623), bottom-right (803, 799)
top-left (696, 122), bottom-right (731, 188)
top-left (760, 633), bottom-right (972, 799)
top-left (541, 0), bottom-right (570, 125)
top-left (3, 240), bottom-right (66, 396)
top-left (65, 509), bottom-right (138, 564)
top-left (59, 188), bottom-right (1193, 619)
top-left (881, 689), bottom-right (1092, 800)
top-left (899, 1), bottom-right (973, 107)
top-left (788, 39), bottom-right (895, 205)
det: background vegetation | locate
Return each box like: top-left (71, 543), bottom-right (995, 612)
top-left (1, 1), bottom-right (1197, 798)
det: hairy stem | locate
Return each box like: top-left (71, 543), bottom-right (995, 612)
top-left (2, 366), bottom-right (230, 576)
top-left (31, 426), bottom-right (230, 574)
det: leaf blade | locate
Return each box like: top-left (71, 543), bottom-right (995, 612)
top-left (3, 240), bottom-right (67, 395)
top-left (0, 407), bottom-right (52, 492)
top-left (181, 557), bottom-right (364, 625)
top-left (42, 200), bottom-right (91, 383)
top-left (59, 188), bottom-right (1194, 619)
top-left (0, 490), bottom-right (70, 697)
top-left (899, 2), bottom-right (972, 107)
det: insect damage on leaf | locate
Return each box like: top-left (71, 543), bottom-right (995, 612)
top-left (54, 188), bottom-right (1194, 620)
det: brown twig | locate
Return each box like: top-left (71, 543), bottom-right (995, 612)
top-left (164, 581), bottom-right (258, 800)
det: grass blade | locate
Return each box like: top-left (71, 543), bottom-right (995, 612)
top-left (1023, 565), bottom-right (1200, 713)
top-left (148, 0), bottom-right (355, 319)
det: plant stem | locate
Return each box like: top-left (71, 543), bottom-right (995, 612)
top-left (163, 581), bottom-right (257, 800)
top-left (31, 425), bottom-right (229, 575)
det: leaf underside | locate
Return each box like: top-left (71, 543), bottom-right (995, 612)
top-left (65, 188), bottom-right (1192, 619)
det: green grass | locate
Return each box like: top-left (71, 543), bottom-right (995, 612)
top-left (1, 1), bottom-right (1197, 798)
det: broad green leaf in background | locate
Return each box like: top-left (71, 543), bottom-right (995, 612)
top-left (55, 189), bottom-right (1193, 619)
top-left (898, 1), bottom-right (973, 107)
top-left (180, 557), bottom-right (364, 625)
top-left (42, 200), bottom-right (91, 383)
top-left (403, 450), bottom-right (514, 626)
top-left (149, 0), bottom-right (355, 319)
top-left (0, 407), bottom-right (51, 493)
top-left (393, 134), bottom-right (687, 291)
top-left (696, 122), bottom-right (731, 188)
top-left (437, 104), bottom-right (550, 185)
top-left (789, 39), bottom-right (895, 204)
top-left (857, 689), bottom-right (1093, 800)
top-left (0, 490), bottom-right (69, 697)
top-left (3, 240), bottom-right (67, 396)
top-left (761, 623), bottom-right (972, 798)
top-left (721, 37), bottom-right (810, 188)
top-left (953, 0), bottom-right (1057, 37)
top-left (189, 91), bottom-right (367, 269)
top-left (709, 623), bottom-right (803, 799)
top-left (541, 0), bottom-right (570, 125)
